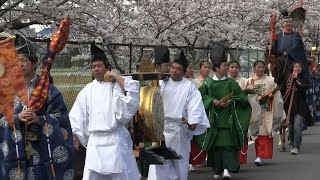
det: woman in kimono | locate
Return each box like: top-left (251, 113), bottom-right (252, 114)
top-left (189, 60), bottom-right (211, 171)
top-left (184, 62), bottom-right (194, 80)
top-left (228, 60), bottom-right (247, 90)
top-left (228, 60), bottom-right (261, 165)
top-left (247, 60), bottom-right (284, 166)
top-left (228, 60), bottom-right (248, 165)
top-left (284, 62), bottom-right (310, 155)
top-left (193, 60), bottom-right (211, 89)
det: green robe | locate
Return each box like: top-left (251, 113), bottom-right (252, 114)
top-left (194, 77), bottom-right (251, 173)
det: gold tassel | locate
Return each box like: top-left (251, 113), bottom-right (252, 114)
top-left (50, 161), bottom-right (56, 177)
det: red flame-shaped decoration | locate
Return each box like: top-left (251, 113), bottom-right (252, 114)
top-left (28, 16), bottom-right (70, 112)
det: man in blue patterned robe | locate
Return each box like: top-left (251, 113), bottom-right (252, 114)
top-left (0, 34), bottom-right (74, 180)
top-left (271, 15), bottom-right (309, 77)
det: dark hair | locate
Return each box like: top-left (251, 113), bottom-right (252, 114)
top-left (91, 60), bottom-right (111, 70)
top-left (103, 61), bottom-right (111, 70)
top-left (199, 60), bottom-right (210, 69)
top-left (228, 60), bottom-right (241, 69)
top-left (253, 60), bottom-right (265, 68)
top-left (28, 55), bottom-right (38, 64)
top-left (212, 63), bottom-right (222, 72)
top-left (19, 53), bottom-right (38, 64)
top-left (292, 62), bottom-right (305, 77)
top-left (154, 62), bottom-right (166, 68)
top-left (187, 62), bottom-right (194, 67)
top-left (172, 62), bottom-right (187, 72)
top-left (19, 53), bottom-right (38, 71)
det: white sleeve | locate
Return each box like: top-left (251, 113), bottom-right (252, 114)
top-left (69, 88), bottom-right (90, 145)
top-left (113, 77), bottom-right (140, 124)
top-left (186, 85), bottom-right (210, 135)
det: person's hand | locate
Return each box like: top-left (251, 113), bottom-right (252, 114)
top-left (18, 109), bottom-right (30, 122)
top-left (189, 124), bottom-right (197, 131)
top-left (19, 109), bottom-right (40, 125)
top-left (268, 93), bottom-right (274, 98)
top-left (293, 73), bottom-right (298, 79)
top-left (213, 99), bottom-right (221, 107)
top-left (104, 71), bottom-right (117, 82)
top-left (220, 100), bottom-right (231, 108)
top-left (26, 112), bottom-right (40, 125)
top-left (73, 135), bottom-right (81, 151)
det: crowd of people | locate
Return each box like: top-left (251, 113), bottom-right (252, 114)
top-left (1, 10), bottom-right (320, 180)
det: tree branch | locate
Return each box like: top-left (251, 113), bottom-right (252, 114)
top-left (246, 15), bottom-right (265, 27)
top-left (167, 37), bottom-right (180, 48)
top-left (0, 0), bottom-right (9, 7)
top-left (106, 44), bottom-right (125, 73)
top-left (56, 0), bottom-right (69, 7)
top-left (0, 20), bottom-right (43, 32)
top-left (0, 8), bottom-right (57, 19)
top-left (0, 0), bottom-right (23, 17)
top-left (192, 35), bottom-right (198, 46)
top-left (112, 5), bottom-right (122, 33)
top-left (10, 20), bottom-right (43, 29)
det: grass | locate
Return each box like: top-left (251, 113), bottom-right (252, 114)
top-left (51, 71), bottom-right (92, 111)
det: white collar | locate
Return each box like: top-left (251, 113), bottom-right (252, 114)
top-left (212, 74), bottom-right (227, 80)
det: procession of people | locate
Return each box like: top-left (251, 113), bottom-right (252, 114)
top-left (1, 3), bottom-right (320, 180)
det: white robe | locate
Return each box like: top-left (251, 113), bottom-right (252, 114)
top-left (69, 78), bottom-right (140, 180)
top-left (148, 78), bottom-right (210, 180)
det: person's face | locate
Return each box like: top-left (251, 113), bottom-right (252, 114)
top-left (185, 65), bottom-right (194, 78)
top-left (200, 62), bottom-right (211, 77)
top-left (170, 63), bottom-right (185, 81)
top-left (18, 54), bottom-right (36, 77)
top-left (92, 61), bottom-right (108, 81)
top-left (215, 62), bottom-right (228, 76)
top-left (156, 62), bottom-right (171, 73)
top-left (228, 63), bottom-right (240, 78)
top-left (293, 63), bottom-right (302, 74)
top-left (283, 19), bottom-right (293, 31)
top-left (254, 62), bottom-right (265, 76)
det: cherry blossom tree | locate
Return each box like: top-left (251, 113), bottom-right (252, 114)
top-left (1, 0), bottom-right (320, 72)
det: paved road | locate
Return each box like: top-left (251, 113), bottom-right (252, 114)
top-left (188, 122), bottom-right (320, 180)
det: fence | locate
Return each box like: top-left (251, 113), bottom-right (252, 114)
top-left (33, 39), bottom-right (266, 110)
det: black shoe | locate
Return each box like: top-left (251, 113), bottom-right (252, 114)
top-left (255, 161), bottom-right (262, 166)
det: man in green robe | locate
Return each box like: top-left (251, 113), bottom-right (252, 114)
top-left (195, 43), bottom-right (251, 180)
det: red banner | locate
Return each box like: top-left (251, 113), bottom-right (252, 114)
top-left (0, 37), bottom-right (28, 127)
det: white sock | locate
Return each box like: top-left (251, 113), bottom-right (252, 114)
top-left (223, 169), bottom-right (231, 177)
top-left (255, 157), bottom-right (261, 162)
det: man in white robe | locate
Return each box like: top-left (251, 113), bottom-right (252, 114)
top-left (148, 51), bottom-right (210, 180)
top-left (69, 43), bottom-right (140, 180)
top-left (147, 45), bottom-right (177, 179)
